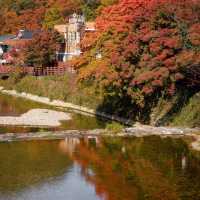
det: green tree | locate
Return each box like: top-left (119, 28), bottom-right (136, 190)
top-left (81, 0), bottom-right (100, 21)
top-left (100, 0), bottom-right (118, 6)
top-left (43, 7), bottom-right (64, 29)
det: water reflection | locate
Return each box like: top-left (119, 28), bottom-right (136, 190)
top-left (65, 136), bottom-right (200, 200)
top-left (0, 136), bottom-right (200, 200)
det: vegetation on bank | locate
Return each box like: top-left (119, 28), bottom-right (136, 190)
top-left (171, 93), bottom-right (200, 127)
top-left (0, 73), bottom-right (103, 110)
top-left (106, 122), bottom-right (124, 134)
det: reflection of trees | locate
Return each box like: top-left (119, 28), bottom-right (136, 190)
top-left (70, 136), bottom-right (200, 200)
top-left (61, 113), bottom-right (105, 130)
top-left (0, 140), bottom-right (72, 192)
top-left (0, 94), bottom-right (45, 116)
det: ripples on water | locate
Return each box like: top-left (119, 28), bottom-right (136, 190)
top-left (0, 136), bottom-right (200, 200)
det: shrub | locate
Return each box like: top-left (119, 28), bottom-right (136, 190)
top-left (106, 122), bottom-right (124, 134)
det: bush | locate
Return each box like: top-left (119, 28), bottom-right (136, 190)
top-left (106, 122), bottom-right (124, 134)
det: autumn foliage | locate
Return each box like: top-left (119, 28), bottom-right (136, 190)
top-left (74, 0), bottom-right (200, 110)
top-left (0, 0), bottom-right (117, 34)
top-left (22, 31), bottom-right (62, 68)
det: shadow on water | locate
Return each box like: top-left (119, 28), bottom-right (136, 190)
top-left (0, 136), bottom-right (200, 200)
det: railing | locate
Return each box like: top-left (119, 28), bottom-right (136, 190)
top-left (0, 64), bottom-right (75, 76)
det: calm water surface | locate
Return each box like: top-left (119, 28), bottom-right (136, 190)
top-left (0, 136), bottom-right (200, 200)
top-left (0, 94), bottom-right (105, 133)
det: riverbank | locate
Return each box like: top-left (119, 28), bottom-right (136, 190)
top-left (0, 126), bottom-right (199, 150)
top-left (0, 74), bottom-right (199, 127)
top-left (0, 74), bottom-right (102, 110)
top-left (0, 85), bottom-right (199, 132)
top-left (0, 86), bottom-right (132, 125)
top-left (0, 126), bottom-right (199, 142)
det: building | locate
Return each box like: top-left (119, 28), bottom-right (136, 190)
top-left (54, 13), bottom-right (95, 62)
top-left (0, 30), bottom-right (35, 64)
top-left (3, 30), bottom-right (35, 47)
top-left (0, 35), bottom-right (15, 64)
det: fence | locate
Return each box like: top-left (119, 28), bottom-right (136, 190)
top-left (0, 63), bottom-right (75, 76)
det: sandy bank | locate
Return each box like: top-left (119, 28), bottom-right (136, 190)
top-left (0, 109), bottom-right (71, 127)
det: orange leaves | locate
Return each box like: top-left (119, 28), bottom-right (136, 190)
top-left (149, 42), bottom-right (162, 54)
top-left (23, 31), bottom-right (60, 68)
top-left (189, 24), bottom-right (200, 46)
top-left (141, 30), bottom-right (158, 43)
top-left (0, 11), bottom-right (21, 34)
top-left (142, 86), bottom-right (154, 95)
top-left (162, 37), bottom-right (181, 49)
top-left (0, 0), bottom-right (83, 34)
top-left (18, 8), bottom-right (46, 31)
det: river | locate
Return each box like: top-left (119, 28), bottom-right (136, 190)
top-left (0, 136), bottom-right (200, 200)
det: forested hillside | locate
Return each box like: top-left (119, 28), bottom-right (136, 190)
top-left (0, 0), bottom-right (117, 34)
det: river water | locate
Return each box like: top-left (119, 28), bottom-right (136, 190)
top-left (0, 136), bottom-right (200, 200)
top-left (0, 94), bottom-right (200, 200)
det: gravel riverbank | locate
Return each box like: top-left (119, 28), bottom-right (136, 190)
top-left (0, 109), bottom-right (71, 127)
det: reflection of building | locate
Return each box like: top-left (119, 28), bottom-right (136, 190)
top-left (59, 137), bottom-right (81, 156)
top-left (59, 136), bottom-right (100, 156)
top-left (54, 13), bottom-right (95, 62)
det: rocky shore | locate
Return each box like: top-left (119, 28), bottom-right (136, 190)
top-left (0, 125), bottom-right (199, 141)
top-left (124, 125), bottom-right (200, 136)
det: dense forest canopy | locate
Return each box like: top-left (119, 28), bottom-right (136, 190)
top-left (0, 0), bottom-right (118, 34)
